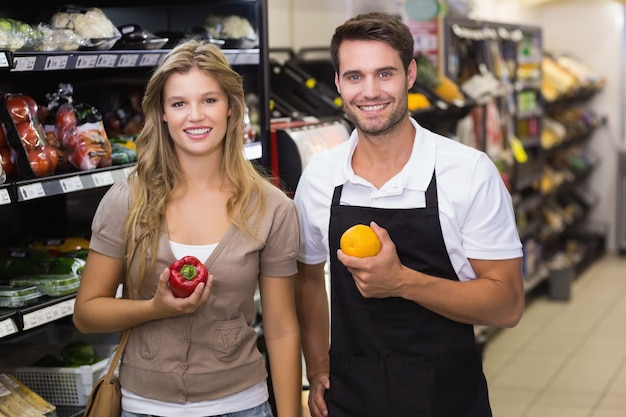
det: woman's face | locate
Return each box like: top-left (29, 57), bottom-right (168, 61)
top-left (162, 67), bottom-right (231, 158)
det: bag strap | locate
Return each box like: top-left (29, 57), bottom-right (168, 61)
top-left (102, 327), bottom-right (130, 384)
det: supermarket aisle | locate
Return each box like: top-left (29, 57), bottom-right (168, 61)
top-left (301, 254), bottom-right (626, 417)
top-left (484, 254), bottom-right (626, 417)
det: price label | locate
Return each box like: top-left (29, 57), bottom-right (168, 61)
top-left (76, 55), bottom-right (98, 69)
top-left (60, 176), bottom-right (84, 193)
top-left (18, 183), bottom-right (45, 201)
top-left (22, 299), bottom-right (75, 330)
top-left (0, 52), bottom-right (9, 68)
top-left (139, 53), bottom-right (161, 66)
top-left (92, 171), bottom-right (115, 187)
top-left (96, 54), bottom-right (118, 68)
top-left (118, 54), bottom-right (139, 67)
top-left (0, 188), bottom-right (10, 205)
top-left (44, 55), bottom-right (69, 70)
top-left (13, 56), bottom-right (36, 71)
top-left (0, 318), bottom-right (18, 339)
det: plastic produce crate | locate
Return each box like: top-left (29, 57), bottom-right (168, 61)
top-left (0, 343), bottom-right (116, 406)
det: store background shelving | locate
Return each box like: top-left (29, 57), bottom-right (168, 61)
top-left (0, 2), bottom-right (270, 414)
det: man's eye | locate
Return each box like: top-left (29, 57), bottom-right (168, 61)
top-left (348, 74), bottom-right (361, 81)
top-left (380, 72), bottom-right (391, 78)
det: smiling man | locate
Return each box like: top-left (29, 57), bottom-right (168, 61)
top-left (294, 12), bottom-right (525, 417)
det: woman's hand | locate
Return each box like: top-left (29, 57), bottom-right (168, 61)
top-left (152, 267), bottom-right (212, 318)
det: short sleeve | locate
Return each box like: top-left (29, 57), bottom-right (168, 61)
top-left (259, 183), bottom-right (300, 277)
top-left (89, 180), bottom-right (131, 259)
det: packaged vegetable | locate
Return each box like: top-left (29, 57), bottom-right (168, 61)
top-left (0, 285), bottom-right (43, 308)
top-left (0, 93), bottom-right (59, 178)
top-left (10, 274), bottom-right (81, 297)
top-left (50, 6), bottom-right (121, 50)
top-left (0, 18), bottom-right (43, 52)
top-left (44, 84), bottom-right (112, 171)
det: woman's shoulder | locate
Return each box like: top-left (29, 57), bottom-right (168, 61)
top-left (98, 178), bottom-right (132, 211)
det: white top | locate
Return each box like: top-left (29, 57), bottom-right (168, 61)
top-left (294, 118), bottom-right (523, 281)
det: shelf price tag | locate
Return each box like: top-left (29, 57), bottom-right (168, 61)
top-left (21, 299), bottom-right (75, 330)
top-left (45, 55), bottom-right (69, 70)
top-left (118, 54), bottom-right (139, 67)
top-left (96, 54), bottom-right (118, 68)
top-left (76, 55), bottom-right (98, 69)
top-left (0, 318), bottom-right (18, 339)
top-left (91, 171), bottom-right (115, 187)
top-left (0, 189), bottom-right (10, 205)
top-left (13, 56), bottom-right (36, 71)
top-left (60, 176), bottom-right (84, 193)
top-left (0, 52), bottom-right (9, 68)
top-left (18, 183), bottom-right (45, 201)
top-left (139, 53), bottom-right (161, 67)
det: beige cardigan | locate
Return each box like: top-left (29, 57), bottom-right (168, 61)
top-left (89, 179), bottom-right (299, 403)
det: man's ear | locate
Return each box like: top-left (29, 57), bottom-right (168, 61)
top-left (407, 59), bottom-right (417, 90)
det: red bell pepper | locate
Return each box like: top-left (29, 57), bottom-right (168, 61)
top-left (168, 255), bottom-right (209, 298)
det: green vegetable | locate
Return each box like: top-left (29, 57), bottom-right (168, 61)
top-left (61, 341), bottom-right (95, 367)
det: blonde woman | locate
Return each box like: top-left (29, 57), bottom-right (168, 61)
top-left (74, 39), bottom-right (301, 417)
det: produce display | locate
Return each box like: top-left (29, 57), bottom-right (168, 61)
top-left (414, 53), bottom-right (466, 104)
top-left (169, 255), bottom-right (209, 298)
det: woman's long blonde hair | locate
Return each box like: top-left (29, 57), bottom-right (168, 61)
top-left (123, 39), bottom-right (266, 289)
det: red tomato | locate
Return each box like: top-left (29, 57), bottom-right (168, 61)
top-left (16, 122), bottom-right (42, 150)
top-left (43, 145), bottom-right (59, 173)
top-left (28, 148), bottom-right (51, 177)
top-left (0, 146), bottom-right (16, 176)
top-left (55, 106), bottom-right (77, 142)
top-left (5, 94), bottom-right (33, 124)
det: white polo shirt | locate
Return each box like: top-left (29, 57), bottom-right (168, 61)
top-left (293, 117), bottom-right (522, 281)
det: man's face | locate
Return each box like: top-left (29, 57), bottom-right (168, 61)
top-left (335, 39), bottom-right (416, 137)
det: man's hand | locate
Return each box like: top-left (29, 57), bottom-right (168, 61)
top-left (307, 372), bottom-right (330, 417)
top-left (337, 221), bottom-right (405, 298)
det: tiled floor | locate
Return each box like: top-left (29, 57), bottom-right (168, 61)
top-left (301, 253), bottom-right (626, 417)
top-left (484, 253), bottom-right (626, 417)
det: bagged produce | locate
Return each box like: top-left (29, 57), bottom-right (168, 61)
top-left (50, 6), bottom-right (121, 50)
top-left (45, 84), bottom-right (112, 171)
top-left (0, 18), bottom-right (43, 51)
top-left (0, 93), bottom-right (59, 178)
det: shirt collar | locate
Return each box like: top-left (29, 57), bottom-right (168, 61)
top-left (333, 117), bottom-right (436, 192)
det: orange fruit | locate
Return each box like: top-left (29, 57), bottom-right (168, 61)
top-left (340, 224), bottom-right (381, 258)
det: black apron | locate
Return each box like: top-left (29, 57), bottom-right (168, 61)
top-left (326, 172), bottom-right (492, 417)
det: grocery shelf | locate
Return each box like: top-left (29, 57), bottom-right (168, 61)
top-left (6, 164), bottom-right (135, 203)
top-left (0, 295), bottom-right (75, 340)
top-left (0, 48), bottom-right (260, 72)
top-left (1, 140), bottom-right (262, 204)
